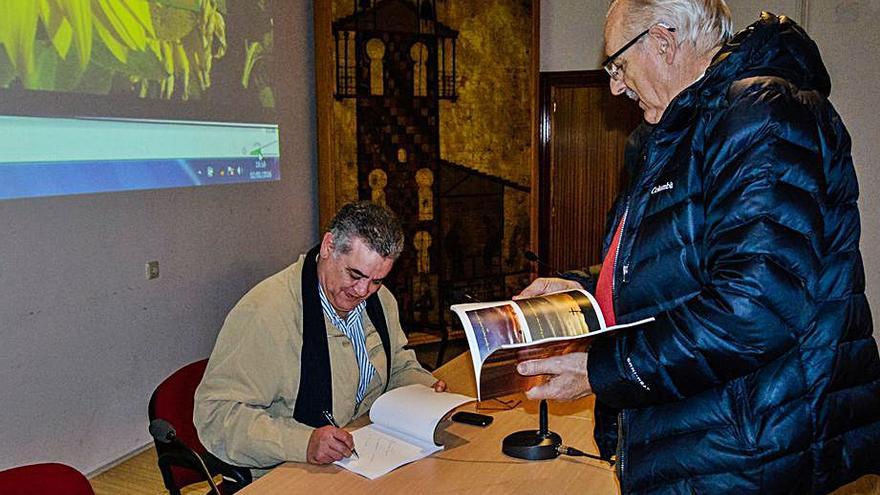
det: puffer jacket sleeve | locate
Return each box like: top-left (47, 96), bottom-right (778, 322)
top-left (589, 83), bottom-right (826, 408)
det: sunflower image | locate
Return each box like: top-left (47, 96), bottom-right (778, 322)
top-left (0, 0), bottom-right (230, 100)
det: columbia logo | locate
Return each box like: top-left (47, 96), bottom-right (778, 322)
top-left (651, 181), bottom-right (673, 195)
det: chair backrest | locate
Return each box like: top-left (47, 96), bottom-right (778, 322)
top-left (0, 463), bottom-right (94, 495)
top-left (148, 358), bottom-right (210, 490)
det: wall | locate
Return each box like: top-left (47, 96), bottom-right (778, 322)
top-left (540, 0), bottom-right (880, 336)
top-left (809, 1), bottom-right (880, 313)
top-left (0, 1), bottom-right (318, 475)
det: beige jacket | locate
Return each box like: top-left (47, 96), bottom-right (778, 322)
top-left (193, 254), bottom-right (436, 467)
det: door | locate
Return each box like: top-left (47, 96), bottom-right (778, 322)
top-left (537, 71), bottom-right (642, 274)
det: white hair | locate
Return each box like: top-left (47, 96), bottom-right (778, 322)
top-left (609, 0), bottom-right (733, 56)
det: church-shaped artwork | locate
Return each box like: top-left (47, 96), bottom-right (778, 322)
top-left (320, 0), bottom-right (535, 357)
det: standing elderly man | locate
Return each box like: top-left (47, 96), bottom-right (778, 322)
top-left (517, 0), bottom-right (880, 493)
top-left (195, 201), bottom-right (445, 469)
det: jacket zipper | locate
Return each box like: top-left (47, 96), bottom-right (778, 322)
top-left (613, 206), bottom-right (628, 488)
top-left (612, 207), bottom-right (629, 298)
top-left (617, 148), bottom-right (657, 287)
top-left (612, 206), bottom-right (627, 485)
top-left (612, 148), bottom-right (652, 489)
top-left (616, 409), bottom-right (627, 488)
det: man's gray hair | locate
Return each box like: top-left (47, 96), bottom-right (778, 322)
top-left (327, 201), bottom-right (405, 260)
top-left (611, 0), bottom-right (733, 56)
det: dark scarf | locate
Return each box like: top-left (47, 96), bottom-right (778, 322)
top-left (293, 244), bottom-right (392, 427)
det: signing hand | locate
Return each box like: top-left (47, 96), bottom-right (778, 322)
top-left (514, 277), bottom-right (583, 299)
top-left (432, 380), bottom-right (448, 392)
top-left (517, 352), bottom-right (592, 401)
top-left (306, 425), bottom-right (355, 464)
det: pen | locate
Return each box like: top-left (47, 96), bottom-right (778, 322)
top-left (321, 410), bottom-right (359, 459)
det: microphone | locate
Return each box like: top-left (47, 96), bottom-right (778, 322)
top-left (149, 418), bottom-right (179, 444)
top-left (524, 250), bottom-right (563, 277)
top-left (150, 419), bottom-right (221, 495)
top-left (462, 292), bottom-right (481, 303)
top-left (451, 288), bottom-right (481, 303)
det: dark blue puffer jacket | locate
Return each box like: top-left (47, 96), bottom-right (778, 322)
top-left (586, 13), bottom-right (880, 494)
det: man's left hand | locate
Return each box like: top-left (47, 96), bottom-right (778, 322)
top-left (516, 352), bottom-right (592, 401)
top-left (432, 380), bottom-right (447, 392)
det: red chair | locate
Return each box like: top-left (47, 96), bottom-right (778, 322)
top-left (148, 359), bottom-right (251, 495)
top-left (0, 463), bottom-right (94, 495)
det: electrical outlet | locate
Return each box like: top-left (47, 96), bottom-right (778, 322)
top-left (146, 261), bottom-right (160, 280)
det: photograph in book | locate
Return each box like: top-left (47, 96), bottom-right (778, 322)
top-left (516, 290), bottom-right (601, 340)
top-left (464, 303), bottom-right (526, 362)
top-left (452, 289), bottom-right (653, 400)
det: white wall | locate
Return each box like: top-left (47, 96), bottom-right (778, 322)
top-left (0, 1), bottom-right (318, 475)
top-left (540, 0), bottom-right (880, 335)
top-left (540, 1), bottom-right (607, 72)
top-left (809, 1), bottom-right (880, 318)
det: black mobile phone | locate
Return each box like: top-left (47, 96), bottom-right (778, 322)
top-left (451, 411), bottom-right (493, 427)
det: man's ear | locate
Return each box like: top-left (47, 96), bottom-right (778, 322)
top-left (649, 23), bottom-right (676, 64)
top-left (320, 232), bottom-right (334, 259)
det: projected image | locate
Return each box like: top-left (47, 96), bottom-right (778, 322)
top-left (0, 0), bottom-right (274, 111)
top-left (0, 115), bottom-right (279, 200)
top-left (0, 0), bottom-right (282, 200)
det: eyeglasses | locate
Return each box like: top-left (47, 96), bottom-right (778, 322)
top-left (602, 26), bottom-right (676, 81)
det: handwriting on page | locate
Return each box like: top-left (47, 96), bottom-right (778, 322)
top-left (334, 425), bottom-right (437, 480)
top-left (362, 431), bottom-right (396, 463)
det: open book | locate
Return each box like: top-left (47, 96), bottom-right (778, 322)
top-left (334, 384), bottom-right (473, 479)
top-left (451, 289), bottom-right (653, 400)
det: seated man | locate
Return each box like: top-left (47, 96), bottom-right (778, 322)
top-left (194, 201), bottom-right (446, 468)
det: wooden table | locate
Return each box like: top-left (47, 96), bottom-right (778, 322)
top-left (239, 352), bottom-right (619, 494)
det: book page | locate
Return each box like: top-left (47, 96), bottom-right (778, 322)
top-left (452, 289), bottom-right (604, 357)
top-left (512, 289), bottom-right (604, 340)
top-left (454, 301), bottom-right (527, 362)
top-left (451, 289), bottom-right (601, 399)
top-left (369, 384), bottom-right (473, 445)
top-left (452, 289), bottom-right (655, 400)
top-left (334, 423), bottom-right (441, 480)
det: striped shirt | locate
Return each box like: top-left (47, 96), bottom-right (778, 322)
top-left (317, 285), bottom-right (375, 404)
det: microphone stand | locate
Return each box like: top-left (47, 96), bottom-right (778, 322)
top-left (501, 399), bottom-right (562, 460)
top-left (502, 252), bottom-right (563, 459)
top-left (502, 251), bottom-right (599, 461)
top-left (151, 419), bottom-right (222, 495)
top-left (192, 451), bottom-right (222, 495)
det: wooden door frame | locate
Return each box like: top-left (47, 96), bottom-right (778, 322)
top-left (536, 70), bottom-right (610, 273)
